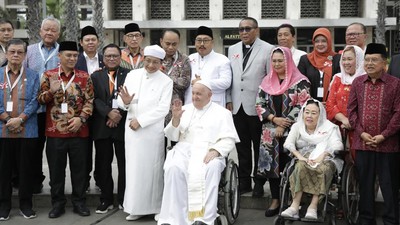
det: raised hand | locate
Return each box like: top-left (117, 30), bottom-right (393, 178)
top-left (118, 86), bottom-right (135, 105)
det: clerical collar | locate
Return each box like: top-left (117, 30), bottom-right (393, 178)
top-left (242, 42), bottom-right (254, 49)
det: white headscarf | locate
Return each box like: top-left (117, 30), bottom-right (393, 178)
top-left (299, 99), bottom-right (343, 165)
top-left (335, 45), bottom-right (365, 85)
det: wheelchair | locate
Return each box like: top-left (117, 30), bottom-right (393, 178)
top-left (338, 129), bottom-right (360, 225)
top-left (273, 157), bottom-right (341, 225)
top-left (215, 158), bottom-right (240, 225)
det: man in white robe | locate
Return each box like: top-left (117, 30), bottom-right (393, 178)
top-left (184, 26), bottom-right (231, 107)
top-left (118, 45), bottom-right (173, 221)
top-left (158, 81), bottom-right (240, 225)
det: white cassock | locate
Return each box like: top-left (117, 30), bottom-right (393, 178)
top-left (118, 68), bottom-right (173, 215)
top-left (184, 50), bottom-right (232, 107)
top-left (158, 101), bottom-right (240, 225)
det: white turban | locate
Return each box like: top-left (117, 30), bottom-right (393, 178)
top-left (144, 45), bottom-right (166, 59)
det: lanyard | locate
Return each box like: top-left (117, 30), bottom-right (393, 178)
top-left (6, 65), bottom-right (24, 98)
top-left (38, 43), bottom-right (58, 66)
top-left (58, 66), bottom-right (75, 94)
top-left (129, 54), bottom-right (141, 69)
top-left (167, 51), bottom-right (179, 75)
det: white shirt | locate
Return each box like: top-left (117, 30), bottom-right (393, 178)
top-left (291, 46), bottom-right (307, 66)
top-left (185, 50), bottom-right (232, 106)
top-left (83, 51), bottom-right (100, 75)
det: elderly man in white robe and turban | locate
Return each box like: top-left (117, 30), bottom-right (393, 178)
top-left (118, 45), bottom-right (173, 221)
top-left (157, 80), bottom-right (240, 225)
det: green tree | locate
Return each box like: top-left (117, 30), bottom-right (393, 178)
top-left (26, 0), bottom-right (42, 44)
top-left (62, 0), bottom-right (79, 43)
top-left (375, 0), bottom-right (386, 44)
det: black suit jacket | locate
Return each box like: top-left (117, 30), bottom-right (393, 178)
top-left (75, 52), bottom-right (104, 74)
top-left (91, 66), bottom-right (130, 141)
top-left (298, 54), bottom-right (341, 101)
top-left (388, 54), bottom-right (400, 78)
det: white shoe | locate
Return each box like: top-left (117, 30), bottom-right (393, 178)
top-left (154, 213), bottom-right (160, 221)
top-left (281, 207), bottom-right (299, 219)
top-left (304, 208), bottom-right (318, 220)
top-left (125, 214), bottom-right (144, 221)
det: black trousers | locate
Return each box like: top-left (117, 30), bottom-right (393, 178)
top-left (355, 150), bottom-right (399, 225)
top-left (0, 138), bottom-right (36, 210)
top-left (94, 138), bottom-right (125, 205)
top-left (233, 106), bottom-right (262, 189)
top-left (32, 112), bottom-right (46, 188)
top-left (46, 137), bottom-right (88, 208)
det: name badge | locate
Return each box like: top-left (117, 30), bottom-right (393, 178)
top-left (6, 101), bottom-right (13, 112)
top-left (112, 99), bottom-right (118, 109)
top-left (61, 103), bottom-right (68, 113)
top-left (317, 87), bottom-right (324, 98)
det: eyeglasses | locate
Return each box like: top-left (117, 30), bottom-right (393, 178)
top-left (7, 50), bottom-right (25, 55)
top-left (239, 27), bottom-right (255, 33)
top-left (104, 54), bottom-right (120, 59)
top-left (126, 33), bottom-right (142, 39)
top-left (195, 39), bottom-right (212, 44)
top-left (364, 57), bottom-right (384, 64)
top-left (345, 32), bottom-right (365, 38)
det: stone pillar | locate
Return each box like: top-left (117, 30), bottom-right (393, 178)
top-left (324, 0), bottom-right (340, 19)
top-left (248, 0), bottom-right (262, 20)
top-left (210, 0), bottom-right (223, 20)
top-left (133, 0), bottom-right (148, 21)
top-left (286, 0), bottom-right (301, 19)
top-left (171, 0), bottom-right (185, 21)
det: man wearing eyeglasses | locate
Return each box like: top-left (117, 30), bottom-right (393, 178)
top-left (0, 39), bottom-right (40, 221)
top-left (226, 17), bottom-right (274, 197)
top-left (0, 19), bottom-right (14, 67)
top-left (345, 23), bottom-right (368, 50)
top-left (90, 44), bottom-right (129, 214)
top-left (121, 23), bottom-right (144, 70)
top-left (184, 26), bottom-right (232, 107)
top-left (348, 43), bottom-right (400, 225)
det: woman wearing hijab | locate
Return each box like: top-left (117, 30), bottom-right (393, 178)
top-left (326, 45), bottom-right (365, 159)
top-left (298, 28), bottom-right (339, 102)
top-left (254, 47), bottom-right (310, 217)
top-left (281, 99), bottom-right (343, 220)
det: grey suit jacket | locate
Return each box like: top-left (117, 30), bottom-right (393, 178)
top-left (388, 54), bottom-right (400, 79)
top-left (226, 38), bottom-right (274, 116)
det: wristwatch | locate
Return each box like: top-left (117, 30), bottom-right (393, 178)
top-left (79, 116), bottom-right (87, 124)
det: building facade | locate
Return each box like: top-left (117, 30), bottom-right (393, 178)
top-left (1, 0), bottom-right (399, 56)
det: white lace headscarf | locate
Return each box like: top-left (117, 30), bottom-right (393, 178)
top-left (336, 45), bottom-right (365, 85)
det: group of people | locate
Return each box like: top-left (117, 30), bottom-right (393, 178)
top-left (0, 14), bottom-right (398, 225)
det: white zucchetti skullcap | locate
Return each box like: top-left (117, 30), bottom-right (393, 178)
top-left (196, 79), bottom-right (212, 91)
top-left (144, 45), bottom-right (166, 60)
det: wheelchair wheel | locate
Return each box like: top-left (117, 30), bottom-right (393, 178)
top-left (273, 216), bottom-right (285, 225)
top-left (341, 163), bottom-right (359, 225)
top-left (215, 215), bottom-right (229, 225)
top-left (224, 159), bottom-right (240, 224)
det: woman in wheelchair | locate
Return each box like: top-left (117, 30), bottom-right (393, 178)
top-left (280, 99), bottom-right (343, 220)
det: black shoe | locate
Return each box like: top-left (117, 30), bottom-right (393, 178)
top-left (192, 221), bottom-right (207, 225)
top-left (73, 204), bottom-right (90, 216)
top-left (252, 182), bottom-right (265, 198)
top-left (32, 184), bottom-right (43, 194)
top-left (48, 207), bottom-right (65, 218)
top-left (0, 210), bottom-right (10, 221)
top-left (95, 202), bottom-right (114, 214)
top-left (20, 208), bottom-right (37, 219)
top-left (265, 206), bottom-right (280, 217)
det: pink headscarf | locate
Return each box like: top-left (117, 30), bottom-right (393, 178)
top-left (260, 46), bottom-right (309, 95)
